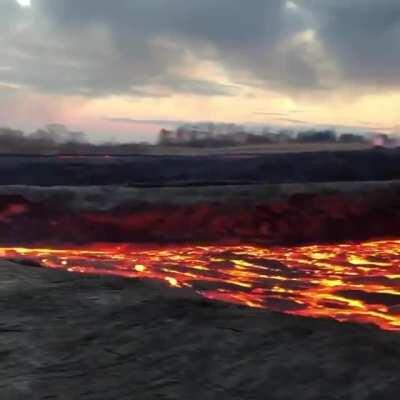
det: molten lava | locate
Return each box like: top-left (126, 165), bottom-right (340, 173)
top-left (1, 240), bottom-right (399, 331)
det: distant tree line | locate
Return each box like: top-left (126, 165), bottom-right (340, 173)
top-left (0, 127), bottom-right (148, 155)
top-left (159, 126), bottom-right (369, 147)
top-left (0, 124), bottom-right (376, 154)
top-left (296, 130), bottom-right (366, 144)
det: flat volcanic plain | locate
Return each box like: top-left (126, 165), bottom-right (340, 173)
top-left (0, 150), bottom-right (400, 399)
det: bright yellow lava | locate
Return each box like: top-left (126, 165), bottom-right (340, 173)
top-left (1, 239), bottom-right (399, 331)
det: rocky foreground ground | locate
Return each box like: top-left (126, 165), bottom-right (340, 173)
top-left (1, 261), bottom-right (399, 400)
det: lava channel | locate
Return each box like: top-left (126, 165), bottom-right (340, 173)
top-left (1, 239), bottom-right (400, 331)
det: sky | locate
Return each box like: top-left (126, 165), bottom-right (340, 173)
top-left (0, 0), bottom-right (399, 142)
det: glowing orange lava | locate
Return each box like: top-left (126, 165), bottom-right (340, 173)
top-left (1, 240), bottom-right (399, 331)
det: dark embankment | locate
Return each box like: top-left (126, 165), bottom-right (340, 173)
top-left (1, 181), bottom-right (400, 246)
top-left (1, 150), bottom-right (400, 246)
top-left (0, 149), bottom-right (400, 186)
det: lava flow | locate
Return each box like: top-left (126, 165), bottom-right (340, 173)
top-left (1, 239), bottom-right (400, 331)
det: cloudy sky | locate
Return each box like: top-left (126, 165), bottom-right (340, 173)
top-left (1, 0), bottom-right (399, 141)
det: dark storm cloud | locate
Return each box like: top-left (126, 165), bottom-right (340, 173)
top-left (1, 0), bottom-right (318, 97)
top-left (1, 0), bottom-right (400, 98)
top-left (305, 0), bottom-right (400, 89)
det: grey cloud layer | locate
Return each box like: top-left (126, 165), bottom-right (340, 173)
top-left (1, 0), bottom-right (399, 98)
top-left (306, 0), bottom-right (400, 89)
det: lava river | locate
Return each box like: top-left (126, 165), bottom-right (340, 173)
top-left (1, 239), bottom-right (400, 331)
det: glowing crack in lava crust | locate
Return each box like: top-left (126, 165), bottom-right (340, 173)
top-left (1, 240), bottom-right (400, 331)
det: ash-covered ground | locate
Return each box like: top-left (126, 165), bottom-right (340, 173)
top-left (1, 261), bottom-right (399, 400)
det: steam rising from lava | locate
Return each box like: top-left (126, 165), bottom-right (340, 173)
top-left (1, 240), bottom-right (399, 331)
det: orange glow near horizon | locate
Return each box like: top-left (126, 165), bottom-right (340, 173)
top-left (1, 239), bottom-right (400, 331)
top-left (7, 87), bottom-right (400, 143)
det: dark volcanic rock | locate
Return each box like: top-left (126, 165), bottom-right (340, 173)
top-left (1, 182), bottom-right (400, 246)
top-left (1, 151), bottom-right (400, 246)
top-left (0, 262), bottom-right (399, 399)
top-left (0, 150), bottom-right (400, 186)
